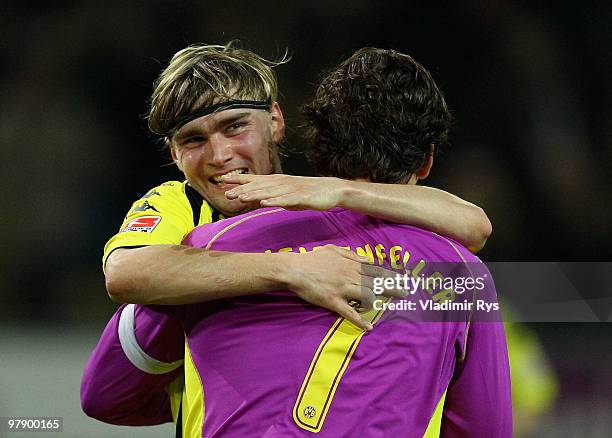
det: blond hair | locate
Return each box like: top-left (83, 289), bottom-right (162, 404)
top-left (148, 42), bottom-right (288, 137)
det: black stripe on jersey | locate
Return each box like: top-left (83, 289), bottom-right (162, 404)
top-left (184, 184), bottom-right (204, 227)
top-left (185, 183), bottom-right (223, 226)
top-left (175, 399), bottom-right (183, 438)
top-left (176, 186), bottom-right (221, 436)
top-left (103, 245), bottom-right (148, 270)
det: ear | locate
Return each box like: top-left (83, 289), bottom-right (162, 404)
top-left (170, 145), bottom-right (183, 172)
top-left (415, 145), bottom-right (435, 180)
top-left (269, 101), bottom-right (285, 144)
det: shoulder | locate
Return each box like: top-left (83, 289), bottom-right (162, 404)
top-left (118, 180), bottom-right (194, 232)
top-left (332, 209), bottom-right (483, 264)
top-left (142, 180), bottom-right (188, 200)
top-left (103, 181), bottom-right (195, 268)
top-left (183, 207), bottom-right (287, 248)
top-left (126, 181), bottom-right (190, 212)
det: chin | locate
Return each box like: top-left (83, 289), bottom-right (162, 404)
top-left (215, 199), bottom-right (256, 218)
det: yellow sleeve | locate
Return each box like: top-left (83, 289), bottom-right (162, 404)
top-left (102, 181), bottom-right (194, 270)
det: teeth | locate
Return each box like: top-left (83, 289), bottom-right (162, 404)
top-left (212, 168), bottom-right (247, 183)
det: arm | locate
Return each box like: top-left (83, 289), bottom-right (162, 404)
top-left (81, 304), bottom-right (184, 425)
top-left (106, 244), bottom-right (397, 330)
top-left (105, 180), bottom-right (398, 329)
top-left (439, 260), bottom-right (512, 436)
top-left (223, 174), bottom-right (492, 253)
top-left (441, 320), bottom-right (512, 437)
top-left (339, 181), bottom-right (491, 253)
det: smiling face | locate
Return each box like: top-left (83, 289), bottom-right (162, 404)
top-left (170, 102), bottom-right (285, 216)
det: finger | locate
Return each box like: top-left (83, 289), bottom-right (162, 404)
top-left (380, 286), bottom-right (408, 298)
top-left (319, 244), bottom-right (370, 264)
top-left (342, 282), bottom-right (369, 302)
top-left (339, 284), bottom-right (377, 310)
top-left (220, 173), bottom-right (256, 184)
top-left (335, 303), bottom-right (373, 331)
top-left (362, 273), bottom-right (408, 298)
top-left (237, 187), bottom-right (291, 202)
top-left (374, 281), bottom-right (404, 298)
top-left (338, 248), bottom-right (371, 264)
top-left (361, 264), bottom-right (396, 279)
top-left (368, 278), bottom-right (407, 298)
top-left (225, 182), bottom-right (259, 199)
top-left (260, 194), bottom-right (304, 209)
top-left (226, 178), bottom-right (290, 200)
top-left (359, 287), bottom-right (376, 310)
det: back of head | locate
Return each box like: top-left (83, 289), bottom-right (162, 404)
top-left (303, 47), bottom-right (452, 183)
top-left (148, 42), bottom-right (286, 138)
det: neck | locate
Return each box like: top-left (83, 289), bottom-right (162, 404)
top-left (352, 175), bottom-right (416, 185)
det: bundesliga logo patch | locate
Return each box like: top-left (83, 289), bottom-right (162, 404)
top-left (121, 216), bottom-right (161, 233)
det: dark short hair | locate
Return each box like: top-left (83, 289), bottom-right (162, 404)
top-left (303, 47), bottom-right (452, 183)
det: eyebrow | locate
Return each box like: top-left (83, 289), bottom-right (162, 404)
top-left (214, 112), bottom-right (252, 129)
top-left (173, 112), bottom-right (252, 142)
top-left (173, 127), bottom-right (203, 143)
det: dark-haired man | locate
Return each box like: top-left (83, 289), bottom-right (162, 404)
top-left (83, 47), bottom-right (511, 437)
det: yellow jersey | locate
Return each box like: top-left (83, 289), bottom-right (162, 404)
top-left (103, 181), bottom-right (224, 270)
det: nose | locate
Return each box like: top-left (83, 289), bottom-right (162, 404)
top-left (207, 134), bottom-right (234, 167)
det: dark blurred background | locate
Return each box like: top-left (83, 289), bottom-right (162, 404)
top-left (1, 1), bottom-right (610, 436)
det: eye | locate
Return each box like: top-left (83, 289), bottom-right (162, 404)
top-left (182, 136), bottom-right (206, 148)
top-left (226, 122), bottom-right (247, 134)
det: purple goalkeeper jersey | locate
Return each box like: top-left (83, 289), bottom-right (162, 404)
top-left (175, 207), bottom-right (511, 437)
top-left (82, 207), bottom-right (511, 437)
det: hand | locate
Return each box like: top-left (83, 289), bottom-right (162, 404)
top-left (223, 174), bottom-right (348, 211)
top-left (279, 245), bottom-right (405, 331)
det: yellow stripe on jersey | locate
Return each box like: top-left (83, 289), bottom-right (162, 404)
top-left (204, 208), bottom-right (285, 250)
top-left (102, 181), bottom-right (220, 271)
top-left (435, 233), bottom-right (478, 361)
top-left (292, 298), bottom-right (389, 433)
top-left (420, 233), bottom-right (476, 437)
top-left (167, 373), bottom-right (185, 425)
top-left (423, 390), bottom-right (447, 438)
top-left (183, 341), bottom-right (205, 438)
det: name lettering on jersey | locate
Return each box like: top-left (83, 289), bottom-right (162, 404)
top-left (265, 243), bottom-right (409, 267)
top-left (130, 200), bottom-right (160, 213)
top-left (120, 216), bottom-right (161, 233)
top-left (265, 243), bottom-right (460, 304)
